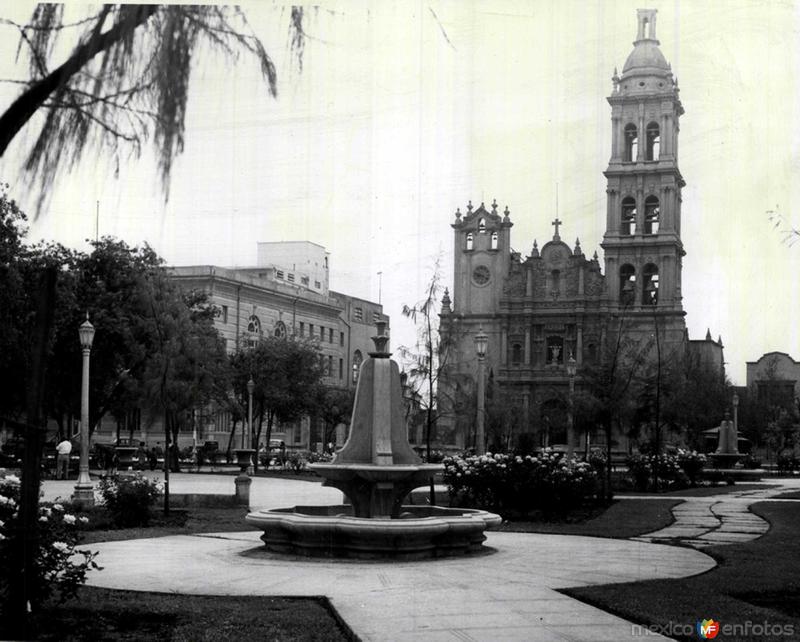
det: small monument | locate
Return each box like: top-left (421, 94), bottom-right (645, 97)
top-left (246, 321), bottom-right (501, 558)
top-left (710, 411), bottom-right (741, 469)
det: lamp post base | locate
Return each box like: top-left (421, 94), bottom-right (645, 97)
top-left (72, 484), bottom-right (95, 507)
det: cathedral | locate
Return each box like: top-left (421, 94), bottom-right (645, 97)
top-left (438, 9), bottom-right (723, 452)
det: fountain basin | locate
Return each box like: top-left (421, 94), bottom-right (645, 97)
top-left (245, 504), bottom-right (502, 559)
top-left (309, 462), bottom-right (442, 518)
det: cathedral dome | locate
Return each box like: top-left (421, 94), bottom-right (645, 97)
top-left (622, 40), bottom-right (670, 77)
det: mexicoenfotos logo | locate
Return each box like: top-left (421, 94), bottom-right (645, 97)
top-left (697, 619), bottom-right (720, 639)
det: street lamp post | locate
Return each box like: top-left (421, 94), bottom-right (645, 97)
top-left (474, 327), bottom-right (488, 455)
top-left (73, 315), bottom-right (95, 506)
top-left (246, 377), bottom-right (255, 450)
top-left (732, 392), bottom-right (739, 447)
top-left (566, 354), bottom-right (577, 458)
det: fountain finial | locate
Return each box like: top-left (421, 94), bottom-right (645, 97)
top-left (370, 320), bottom-right (391, 357)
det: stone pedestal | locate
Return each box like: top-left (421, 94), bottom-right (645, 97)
top-left (234, 474), bottom-right (252, 507)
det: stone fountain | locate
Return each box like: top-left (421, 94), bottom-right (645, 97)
top-left (709, 411), bottom-right (742, 469)
top-left (246, 321), bottom-right (501, 558)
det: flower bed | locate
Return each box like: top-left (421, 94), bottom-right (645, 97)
top-left (442, 451), bottom-right (598, 517)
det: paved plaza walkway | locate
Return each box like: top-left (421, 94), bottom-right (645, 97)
top-left (40, 474), bottom-right (799, 640)
top-left (627, 478), bottom-right (800, 548)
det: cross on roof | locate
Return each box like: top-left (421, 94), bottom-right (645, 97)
top-left (551, 218), bottom-right (562, 237)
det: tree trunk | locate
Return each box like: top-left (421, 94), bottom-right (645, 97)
top-left (604, 419), bottom-right (614, 502)
top-left (225, 418), bottom-right (238, 461)
top-left (10, 268), bottom-right (56, 637)
top-left (0, 5), bottom-right (158, 157)
top-left (162, 410), bottom-right (170, 516)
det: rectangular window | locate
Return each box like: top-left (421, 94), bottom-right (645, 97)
top-left (354, 307), bottom-right (363, 321)
top-left (287, 273), bottom-right (295, 283)
top-left (372, 312), bottom-right (381, 324)
top-left (339, 358), bottom-right (343, 379)
top-left (222, 305), bottom-right (228, 324)
top-left (293, 421), bottom-right (302, 444)
top-left (327, 355), bottom-right (333, 376)
top-left (301, 276), bottom-right (309, 286)
top-left (340, 331), bottom-right (344, 346)
top-left (328, 328), bottom-right (334, 343)
top-left (314, 280), bottom-right (321, 289)
top-left (299, 322), bottom-right (304, 337)
top-left (309, 324), bottom-right (314, 338)
top-left (276, 270), bottom-right (284, 279)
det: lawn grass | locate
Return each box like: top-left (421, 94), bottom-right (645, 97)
top-left (619, 483), bottom-right (778, 497)
top-left (498, 498), bottom-right (680, 538)
top-left (772, 489), bottom-right (800, 500)
top-left (7, 590), bottom-right (353, 642)
top-left (77, 505), bottom-right (254, 544)
top-left (563, 501), bottom-right (800, 642)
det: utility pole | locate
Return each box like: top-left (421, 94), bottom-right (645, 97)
top-left (377, 271), bottom-right (382, 304)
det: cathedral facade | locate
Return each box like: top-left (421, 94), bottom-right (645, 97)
top-left (438, 9), bottom-right (723, 452)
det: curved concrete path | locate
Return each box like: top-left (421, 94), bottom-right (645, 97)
top-left (85, 530), bottom-right (713, 641)
top-left (629, 479), bottom-right (800, 548)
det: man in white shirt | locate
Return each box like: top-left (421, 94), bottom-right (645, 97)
top-left (56, 438), bottom-right (72, 480)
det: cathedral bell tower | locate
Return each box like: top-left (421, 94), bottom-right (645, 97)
top-left (601, 9), bottom-right (686, 339)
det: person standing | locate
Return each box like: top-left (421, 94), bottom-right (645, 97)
top-left (56, 437), bottom-right (72, 480)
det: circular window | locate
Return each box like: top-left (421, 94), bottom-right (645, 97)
top-left (472, 265), bottom-right (491, 286)
top-left (639, 81), bottom-right (645, 87)
top-left (274, 321), bottom-right (287, 339)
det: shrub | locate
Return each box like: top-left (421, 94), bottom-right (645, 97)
top-left (442, 450), bottom-right (597, 517)
top-left (306, 451), bottom-right (333, 464)
top-left (625, 452), bottom-right (688, 491)
top-left (98, 474), bottom-right (162, 527)
top-left (740, 453), bottom-right (762, 469)
top-left (777, 454), bottom-right (799, 473)
top-left (0, 471), bottom-right (100, 614)
top-left (676, 449), bottom-right (707, 485)
top-left (285, 452), bottom-right (307, 473)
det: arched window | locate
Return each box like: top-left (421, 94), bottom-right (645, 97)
top-left (246, 315), bottom-right (261, 348)
top-left (466, 233), bottom-right (474, 251)
top-left (352, 350), bottom-right (363, 383)
top-left (621, 197), bottom-right (636, 235)
top-left (642, 264), bottom-right (659, 305)
top-left (644, 196), bottom-right (660, 234)
top-left (624, 124), bottom-right (638, 162)
top-left (546, 336), bottom-right (564, 364)
top-left (490, 232), bottom-right (498, 250)
top-left (586, 343), bottom-right (597, 364)
top-left (619, 264), bottom-right (636, 305)
top-left (478, 218), bottom-right (486, 233)
top-left (511, 343), bottom-right (523, 365)
top-left (646, 122), bottom-right (660, 160)
top-left (274, 320), bottom-right (287, 339)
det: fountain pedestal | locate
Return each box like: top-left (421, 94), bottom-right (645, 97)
top-left (246, 322), bottom-right (500, 558)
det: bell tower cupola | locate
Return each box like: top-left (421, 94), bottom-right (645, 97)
top-left (601, 9), bottom-right (686, 335)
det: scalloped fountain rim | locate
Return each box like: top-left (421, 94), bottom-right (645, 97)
top-left (245, 504), bottom-right (502, 559)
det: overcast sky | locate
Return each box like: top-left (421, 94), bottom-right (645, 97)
top-left (1, 0), bottom-right (799, 385)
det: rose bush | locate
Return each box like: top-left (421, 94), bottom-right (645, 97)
top-left (676, 449), bottom-right (707, 485)
top-left (98, 473), bottom-right (162, 527)
top-left (625, 452), bottom-right (688, 491)
top-left (0, 471), bottom-right (100, 613)
top-left (443, 450), bottom-right (598, 516)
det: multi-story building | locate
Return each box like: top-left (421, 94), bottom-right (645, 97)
top-left (165, 241), bottom-right (387, 450)
top-left (438, 9), bottom-right (723, 453)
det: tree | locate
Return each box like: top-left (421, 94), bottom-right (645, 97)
top-left (399, 257), bottom-right (452, 460)
top-left (0, 5), bottom-right (303, 208)
top-left (575, 321), bottom-right (651, 500)
top-left (314, 386), bottom-right (355, 451)
top-left (229, 337), bottom-right (323, 468)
